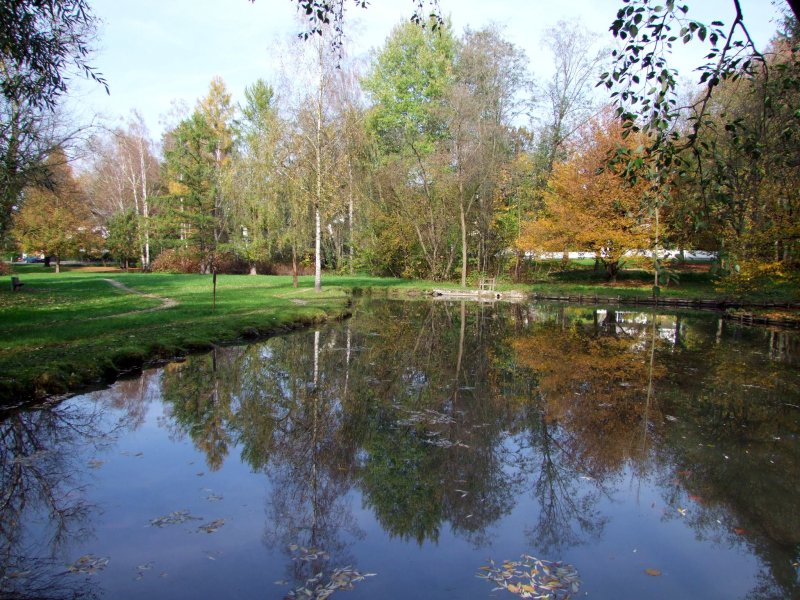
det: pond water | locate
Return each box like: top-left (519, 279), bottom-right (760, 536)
top-left (2, 299), bottom-right (799, 600)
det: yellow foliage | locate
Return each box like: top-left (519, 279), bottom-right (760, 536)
top-left (168, 180), bottom-right (190, 196)
top-left (517, 110), bottom-right (651, 268)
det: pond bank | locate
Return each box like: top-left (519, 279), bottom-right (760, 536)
top-left (2, 269), bottom-right (798, 406)
top-left (0, 272), bottom-right (354, 407)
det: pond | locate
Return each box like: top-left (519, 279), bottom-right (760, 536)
top-left (2, 299), bottom-right (799, 600)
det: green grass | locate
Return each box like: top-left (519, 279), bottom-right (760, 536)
top-left (0, 269), bottom-right (359, 404)
top-left (524, 262), bottom-right (799, 303)
top-left (2, 263), bottom-right (795, 404)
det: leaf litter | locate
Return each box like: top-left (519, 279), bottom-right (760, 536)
top-left (149, 510), bottom-right (202, 528)
top-left (66, 555), bottom-right (109, 575)
top-left (477, 554), bottom-right (580, 599)
top-left (197, 518), bottom-right (225, 534)
top-left (284, 544), bottom-right (376, 599)
top-left (135, 561), bottom-right (154, 581)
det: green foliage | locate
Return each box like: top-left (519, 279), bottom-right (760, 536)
top-left (362, 20), bottom-right (456, 156)
top-left (0, 0), bottom-right (106, 241)
top-left (106, 209), bottom-right (140, 267)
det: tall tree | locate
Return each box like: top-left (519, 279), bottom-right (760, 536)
top-left (538, 20), bottom-right (605, 172)
top-left (84, 112), bottom-right (160, 270)
top-left (0, 0), bottom-right (106, 242)
top-left (517, 112), bottom-right (651, 281)
top-left (161, 78), bottom-right (234, 273)
top-left (12, 149), bottom-right (100, 273)
top-left (363, 20), bottom-right (457, 281)
top-left (449, 26), bottom-right (532, 284)
top-left (227, 79), bottom-right (283, 274)
top-left (286, 33), bottom-right (342, 291)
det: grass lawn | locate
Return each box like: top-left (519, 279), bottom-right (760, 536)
top-left (2, 262), bottom-right (796, 405)
top-left (0, 266), bottom-right (365, 404)
top-left (524, 261), bottom-right (799, 303)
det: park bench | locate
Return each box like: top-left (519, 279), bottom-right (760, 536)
top-left (11, 276), bottom-right (23, 291)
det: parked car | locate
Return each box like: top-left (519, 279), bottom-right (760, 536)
top-left (24, 256), bottom-right (44, 263)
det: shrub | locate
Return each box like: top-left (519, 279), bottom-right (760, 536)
top-left (213, 252), bottom-right (249, 274)
top-left (151, 249), bottom-right (201, 273)
top-left (0, 262), bottom-right (11, 276)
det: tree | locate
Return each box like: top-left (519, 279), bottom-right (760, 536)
top-left (448, 26), bottom-right (532, 284)
top-left (0, 0), bottom-right (106, 242)
top-left (84, 112), bottom-right (160, 270)
top-left (12, 149), bottom-right (100, 273)
top-left (601, 1), bottom-right (800, 284)
top-left (160, 78), bottom-right (234, 273)
top-left (227, 79), bottom-right (283, 274)
top-left (517, 111), bottom-right (651, 281)
top-left (105, 209), bottom-right (140, 269)
top-left (363, 20), bottom-right (458, 281)
top-left (538, 20), bottom-right (606, 173)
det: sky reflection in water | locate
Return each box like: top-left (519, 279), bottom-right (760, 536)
top-left (1, 299), bottom-right (798, 600)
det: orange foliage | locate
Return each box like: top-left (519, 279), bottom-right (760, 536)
top-left (511, 314), bottom-right (665, 475)
top-left (517, 110), bottom-right (651, 278)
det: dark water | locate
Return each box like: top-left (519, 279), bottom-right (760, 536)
top-left (2, 300), bottom-right (799, 600)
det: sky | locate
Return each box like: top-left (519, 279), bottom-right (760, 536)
top-left (67, 0), bottom-right (787, 140)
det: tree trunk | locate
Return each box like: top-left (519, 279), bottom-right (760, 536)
top-left (605, 260), bottom-right (619, 283)
top-left (348, 157), bottom-right (354, 275)
top-left (460, 198), bottom-right (468, 287)
top-left (292, 244), bottom-right (299, 288)
top-left (249, 263), bottom-right (257, 276)
top-left (314, 206), bottom-right (322, 291)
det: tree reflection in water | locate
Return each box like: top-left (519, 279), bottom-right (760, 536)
top-left (0, 400), bottom-right (125, 600)
top-left (154, 299), bottom-right (799, 598)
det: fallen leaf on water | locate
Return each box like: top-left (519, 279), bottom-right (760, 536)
top-left (197, 519), bottom-right (225, 534)
top-left (150, 510), bottom-right (202, 527)
top-left (644, 568), bottom-right (662, 577)
top-left (88, 459), bottom-right (104, 469)
top-left (135, 561), bottom-right (154, 581)
top-left (733, 527), bottom-right (746, 535)
top-left (477, 554), bottom-right (580, 598)
top-left (67, 555), bottom-right (109, 574)
top-left (689, 495), bottom-right (703, 502)
top-left (677, 507), bottom-right (688, 516)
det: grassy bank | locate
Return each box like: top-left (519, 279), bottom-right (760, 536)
top-left (2, 263), bottom-right (796, 405)
top-left (0, 267), bottom-right (364, 404)
top-left (524, 262), bottom-right (799, 304)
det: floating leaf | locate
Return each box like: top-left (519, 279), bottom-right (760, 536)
top-left (733, 527), bottom-right (746, 535)
top-left (197, 519), bottom-right (225, 534)
top-left (149, 510), bottom-right (202, 527)
top-left (67, 554), bottom-right (109, 574)
top-left (645, 568), bottom-right (662, 576)
top-left (477, 554), bottom-right (579, 599)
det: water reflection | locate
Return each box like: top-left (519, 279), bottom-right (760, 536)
top-left (2, 300), bottom-right (799, 599)
top-left (0, 400), bottom-right (128, 599)
top-left (147, 301), bottom-right (800, 598)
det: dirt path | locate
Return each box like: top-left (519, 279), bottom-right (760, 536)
top-left (100, 278), bottom-right (178, 316)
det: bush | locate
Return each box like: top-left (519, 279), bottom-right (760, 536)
top-left (151, 249), bottom-right (201, 273)
top-left (0, 262), bottom-right (11, 276)
top-left (271, 263), bottom-right (315, 276)
top-left (151, 249), bottom-right (259, 274)
top-left (213, 252), bottom-right (249, 274)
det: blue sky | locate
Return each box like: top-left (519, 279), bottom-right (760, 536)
top-left (68, 0), bottom-right (786, 140)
